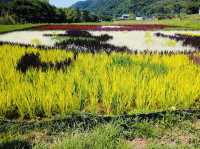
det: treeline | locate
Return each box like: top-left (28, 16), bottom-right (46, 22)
top-left (0, 0), bottom-right (99, 24)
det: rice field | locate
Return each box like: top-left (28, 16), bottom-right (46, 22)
top-left (0, 44), bottom-right (200, 119)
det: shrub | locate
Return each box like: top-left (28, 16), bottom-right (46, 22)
top-left (0, 15), bottom-right (16, 25)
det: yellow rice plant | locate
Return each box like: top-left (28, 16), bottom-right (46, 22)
top-left (0, 44), bottom-right (200, 119)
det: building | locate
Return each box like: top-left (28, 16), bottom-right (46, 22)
top-left (120, 14), bottom-right (130, 20)
top-left (136, 17), bottom-right (143, 21)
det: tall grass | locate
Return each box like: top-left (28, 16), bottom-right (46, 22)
top-left (0, 45), bottom-right (200, 119)
top-left (49, 124), bottom-right (128, 149)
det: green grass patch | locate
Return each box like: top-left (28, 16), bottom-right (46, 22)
top-left (0, 24), bottom-right (37, 34)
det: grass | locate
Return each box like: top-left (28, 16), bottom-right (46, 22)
top-left (0, 45), bottom-right (200, 119)
top-left (50, 124), bottom-right (128, 149)
top-left (1, 114), bottom-right (200, 149)
top-left (0, 24), bottom-right (37, 34)
top-left (157, 15), bottom-right (200, 30)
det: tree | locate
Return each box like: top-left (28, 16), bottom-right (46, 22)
top-left (81, 10), bottom-right (90, 22)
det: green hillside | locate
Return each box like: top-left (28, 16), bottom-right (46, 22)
top-left (72, 0), bottom-right (200, 17)
top-left (0, 0), bottom-right (99, 24)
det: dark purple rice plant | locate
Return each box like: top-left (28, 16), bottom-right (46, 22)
top-left (0, 40), bottom-right (194, 55)
top-left (0, 41), bottom-right (54, 50)
top-left (155, 32), bottom-right (200, 50)
top-left (175, 34), bottom-right (200, 50)
top-left (55, 38), bottom-right (130, 54)
top-left (66, 30), bottom-right (92, 37)
top-left (17, 52), bottom-right (73, 73)
top-left (44, 30), bottom-right (113, 42)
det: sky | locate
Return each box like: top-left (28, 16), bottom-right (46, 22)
top-left (49, 0), bottom-right (84, 8)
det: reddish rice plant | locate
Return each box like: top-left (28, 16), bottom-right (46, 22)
top-left (33, 24), bottom-right (172, 31)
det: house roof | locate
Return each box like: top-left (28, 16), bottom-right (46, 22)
top-left (122, 14), bottom-right (129, 16)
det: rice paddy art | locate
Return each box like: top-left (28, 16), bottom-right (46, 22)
top-left (0, 24), bottom-right (200, 120)
top-left (0, 28), bottom-right (200, 52)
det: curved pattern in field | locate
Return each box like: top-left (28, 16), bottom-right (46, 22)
top-left (0, 30), bottom-right (200, 52)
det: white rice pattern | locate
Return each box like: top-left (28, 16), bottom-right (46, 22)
top-left (0, 30), bottom-right (200, 52)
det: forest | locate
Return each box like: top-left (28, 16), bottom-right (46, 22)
top-left (0, 0), bottom-right (99, 24)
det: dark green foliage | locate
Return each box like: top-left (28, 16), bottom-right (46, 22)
top-left (122, 122), bottom-right (157, 140)
top-left (0, 140), bottom-right (32, 149)
top-left (0, 0), bottom-right (13, 2)
top-left (72, 0), bottom-right (200, 18)
top-left (10, 0), bottom-right (58, 23)
top-left (63, 8), bottom-right (99, 23)
top-left (0, 15), bottom-right (15, 24)
top-left (0, 0), bottom-right (99, 24)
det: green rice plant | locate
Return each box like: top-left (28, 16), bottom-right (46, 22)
top-left (111, 54), bottom-right (133, 67)
top-left (145, 32), bottom-right (153, 45)
top-left (165, 39), bottom-right (177, 47)
top-left (31, 38), bottom-right (42, 46)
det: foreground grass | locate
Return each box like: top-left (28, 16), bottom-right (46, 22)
top-left (0, 24), bottom-right (36, 34)
top-left (1, 114), bottom-right (200, 149)
top-left (0, 45), bottom-right (200, 118)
